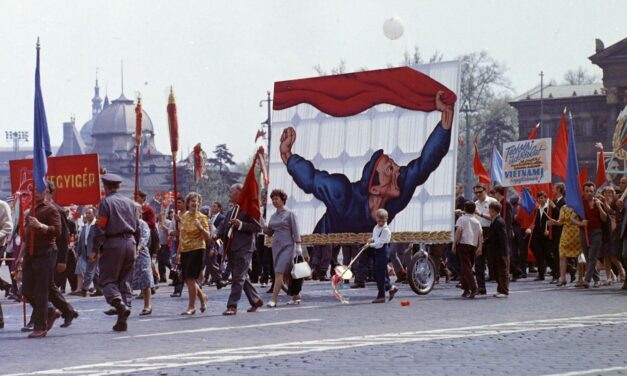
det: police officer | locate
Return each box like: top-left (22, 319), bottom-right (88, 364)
top-left (93, 174), bottom-right (138, 332)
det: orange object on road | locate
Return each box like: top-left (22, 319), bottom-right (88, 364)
top-left (400, 300), bottom-right (410, 306)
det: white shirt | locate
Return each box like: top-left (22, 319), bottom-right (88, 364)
top-left (371, 224), bottom-right (391, 249)
top-left (455, 214), bottom-right (482, 247)
top-left (0, 200), bottom-right (12, 247)
top-left (82, 219), bottom-right (95, 247)
top-left (475, 196), bottom-right (498, 227)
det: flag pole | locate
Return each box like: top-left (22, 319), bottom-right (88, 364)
top-left (167, 87), bottom-right (180, 248)
top-left (134, 95), bottom-right (142, 202)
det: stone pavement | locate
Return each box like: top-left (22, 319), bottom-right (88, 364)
top-left (0, 272), bottom-right (625, 376)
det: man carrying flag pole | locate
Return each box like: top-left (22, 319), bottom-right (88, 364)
top-left (17, 39), bottom-right (63, 338)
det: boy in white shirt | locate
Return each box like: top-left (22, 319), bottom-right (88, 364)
top-left (453, 201), bottom-right (483, 298)
top-left (365, 209), bottom-right (398, 303)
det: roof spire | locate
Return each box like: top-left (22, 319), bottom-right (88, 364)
top-left (120, 59), bottom-right (124, 96)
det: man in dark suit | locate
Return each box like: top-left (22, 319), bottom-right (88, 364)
top-left (488, 201), bottom-right (509, 297)
top-left (216, 184), bottom-right (263, 315)
top-left (547, 183), bottom-right (565, 283)
top-left (531, 191), bottom-right (551, 281)
top-left (202, 203), bottom-right (226, 289)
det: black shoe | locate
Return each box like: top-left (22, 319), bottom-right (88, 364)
top-left (60, 310), bottom-right (79, 328)
top-left (570, 273), bottom-right (576, 283)
top-left (461, 291), bottom-right (470, 298)
top-left (519, 274), bottom-right (527, 279)
top-left (170, 292), bottom-right (182, 298)
top-left (21, 322), bottom-right (34, 332)
top-left (90, 291), bottom-right (103, 297)
top-left (477, 290), bottom-right (487, 295)
top-left (104, 308), bottom-right (117, 316)
top-left (112, 302), bottom-right (131, 332)
top-left (350, 283), bottom-right (365, 289)
top-left (534, 277), bottom-right (545, 281)
top-left (151, 288), bottom-right (157, 295)
top-left (215, 281), bottom-right (227, 290)
top-left (318, 276), bottom-right (330, 282)
top-left (467, 290), bottom-right (478, 299)
top-left (550, 278), bottom-right (558, 284)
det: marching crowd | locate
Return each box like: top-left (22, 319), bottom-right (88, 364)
top-left (0, 173), bottom-right (625, 338)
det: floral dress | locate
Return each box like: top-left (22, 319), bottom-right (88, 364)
top-left (558, 205), bottom-right (582, 258)
top-left (132, 219), bottom-right (155, 290)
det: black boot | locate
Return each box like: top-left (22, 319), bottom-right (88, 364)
top-left (111, 300), bottom-right (131, 332)
top-left (0, 302), bottom-right (4, 329)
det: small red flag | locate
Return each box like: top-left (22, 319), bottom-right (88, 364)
top-left (552, 110), bottom-right (568, 182)
top-left (237, 149), bottom-right (262, 221)
top-left (167, 87), bottom-right (179, 156)
top-left (473, 142), bottom-right (490, 185)
top-left (596, 146), bottom-right (607, 189)
top-left (528, 123), bottom-right (540, 140)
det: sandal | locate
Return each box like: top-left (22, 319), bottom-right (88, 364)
top-left (180, 309), bottom-right (196, 315)
top-left (139, 307), bottom-right (152, 316)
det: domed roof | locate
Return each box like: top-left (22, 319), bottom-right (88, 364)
top-left (92, 94), bottom-right (154, 135)
top-left (80, 118), bottom-right (94, 144)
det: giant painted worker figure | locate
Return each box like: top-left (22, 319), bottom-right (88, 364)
top-left (280, 91), bottom-right (454, 234)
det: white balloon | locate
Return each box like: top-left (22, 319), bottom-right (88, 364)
top-left (383, 17), bottom-right (404, 40)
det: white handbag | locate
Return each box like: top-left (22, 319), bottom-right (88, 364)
top-left (577, 252), bottom-right (586, 264)
top-left (291, 256), bottom-right (311, 279)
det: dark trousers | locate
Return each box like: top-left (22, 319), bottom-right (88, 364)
top-left (475, 228), bottom-right (490, 291)
top-left (204, 247), bottom-right (222, 283)
top-left (250, 247), bottom-right (261, 283)
top-left (227, 249), bottom-right (261, 308)
top-left (22, 247), bottom-right (55, 331)
top-left (260, 245), bottom-right (273, 284)
top-left (355, 247), bottom-right (374, 284)
top-left (549, 233), bottom-right (561, 279)
top-left (532, 235), bottom-right (551, 278)
top-left (48, 248), bottom-right (74, 319)
top-left (54, 249), bottom-right (77, 292)
top-left (158, 244), bottom-right (171, 282)
top-left (311, 244), bottom-right (332, 278)
top-left (458, 244), bottom-right (477, 292)
top-left (99, 237), bottom-right (136, 307)
top-left (373, 245), bottom-right (391, 298)
top-left (514, 233), bottom-right (529, 273)
top-left (496, 255), bottom-right (510, 294)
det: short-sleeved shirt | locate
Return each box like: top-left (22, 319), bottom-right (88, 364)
top-left (583, 200), bottom-right (603, 231)
top-left (179, 211), bottom-right (209, 253)
top-left (455, 214), bottom-right (482, 247)
top-left (475, 196), bottom-right (498, 228)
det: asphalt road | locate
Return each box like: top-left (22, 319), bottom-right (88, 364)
top-left (0, 273), bottom-right (626, 376)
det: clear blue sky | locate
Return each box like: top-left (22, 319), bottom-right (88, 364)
top-left (1, 0), bottom-right (624, 162)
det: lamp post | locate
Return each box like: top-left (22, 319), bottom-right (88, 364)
top-left (5, 131), bottom-right (29, 158)
top-left (259, 91), bottom-right (272, 162)
top-left (539, 71), bottom-right (544, 138)
top-left (460, 105), bottom-right (476, 199)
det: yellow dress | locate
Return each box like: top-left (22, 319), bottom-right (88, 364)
top-left (558, 206), bottom-right (581, 258)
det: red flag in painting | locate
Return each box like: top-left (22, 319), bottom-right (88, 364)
top-left (552, 111), bottom-right (568, 181)
top-left (237, 154), bottom-right (261, 221)
top-left (473, 143), bottom-right (490, 185)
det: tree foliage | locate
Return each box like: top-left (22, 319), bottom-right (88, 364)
top-left (563, 67), bottom-right (599, 85)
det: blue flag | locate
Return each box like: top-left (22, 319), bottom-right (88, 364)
top-left (520, 187), bottom-right (536, 214)
top-left (33, 40), bottom-right (52, 193)
top-left (565, 113), bottom-right (585, 219)
top-left (490, 146), bottom-right (504, 186)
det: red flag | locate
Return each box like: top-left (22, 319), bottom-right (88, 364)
top-left (579, 163), bottom-right (588, 194)
top-left (528, 122), bottom-right (540, 140)
top-left (237, 149), bottom-right (263, 221)
top-left (473, 142), bottom-right (490, 185)
top-left (167, 87), bottom-right (179, 156)
top-left (596, 145), bottom-right (607, 189)
top-left (552, 110), bottom-right (568, 181)
top-left (255, 129), bottom-right (266, 142)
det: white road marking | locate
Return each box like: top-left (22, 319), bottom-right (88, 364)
top-left (7, 312), bottom-right (626, 376)
top-left (112, 319), bottom-right (322, 340)
top-left (544, 365), bottom-right (627, 376)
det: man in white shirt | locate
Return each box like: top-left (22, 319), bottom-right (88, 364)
top-left (453, 201), bottom-right (483, 298)
top-left (473, 184), bottom-right (497, 294)
top-left (0, 199), bottom-right (13, 329)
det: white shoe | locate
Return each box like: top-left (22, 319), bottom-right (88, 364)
top-left (494, 293), bottom-right (508, 298)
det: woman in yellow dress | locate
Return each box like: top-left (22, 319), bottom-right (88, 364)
top-left (554, 204), bottom-right (582, 286)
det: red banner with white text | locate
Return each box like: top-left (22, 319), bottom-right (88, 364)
top-left (9, 153), bottom-right (101, 206)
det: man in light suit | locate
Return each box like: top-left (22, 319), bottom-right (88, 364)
top-left (73, 207), bottom-right (101, 297)
top-left (216, 184), bottom-right (263, 315)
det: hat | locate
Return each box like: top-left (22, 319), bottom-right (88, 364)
top-left (101, 173), bottom-right (123, 184)
top-left (359, 149), bottom-right (384, 194)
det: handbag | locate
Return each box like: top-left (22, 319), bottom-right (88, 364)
top-left (577, 252), bottom-right (586, 265)
top-left (291, 255), bottom-right (311, 279)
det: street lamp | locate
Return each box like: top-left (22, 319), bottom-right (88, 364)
top-left (259, 91), bottom-right (272, 163)
top-left (5, 131), bottom-right (29, 157)
top-left (460, 105), bottom-right (476, 199)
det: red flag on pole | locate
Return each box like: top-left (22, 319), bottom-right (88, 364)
top-left (595, 144), bottom-right (607, 189)
top-left (528, 122), bottom-right (540, 140)
top-left (473, 141), bottom-right (490, 185)
top-left (237, 148), bottom-right (263, 221)
top-left (552, 109), bottom-right (568, 182)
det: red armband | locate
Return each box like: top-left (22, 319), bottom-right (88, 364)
top-left (97, 216), bottom-right (109, 229)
